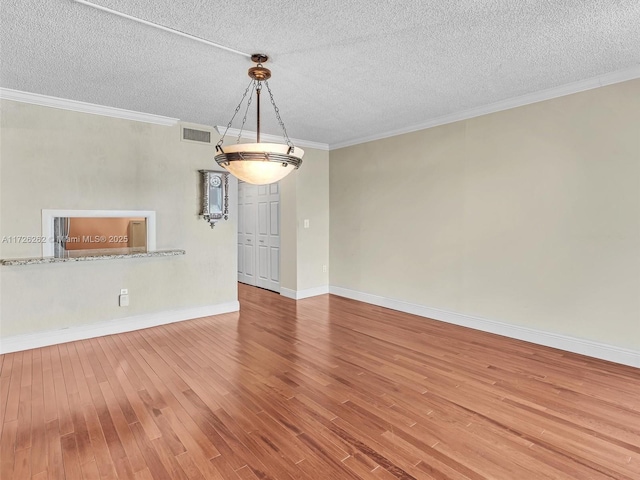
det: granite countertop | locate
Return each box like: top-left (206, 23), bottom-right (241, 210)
top-left (0, 249), bottom-right (186, 266)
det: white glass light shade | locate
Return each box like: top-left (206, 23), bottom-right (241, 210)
top-left (215, 143), bottom-right (304, 185)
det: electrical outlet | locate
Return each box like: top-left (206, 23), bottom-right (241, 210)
top-left (322, 265), bottom-right (327, 273)
top-left (119, 294), bottom-right (129, 307)
top-left (120, 288), bottom-right (128, 295)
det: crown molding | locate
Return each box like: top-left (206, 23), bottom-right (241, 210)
top-left (330, 64), bottom-right (640, 150)
top-left (215, 126), bottom-right (329, 151)
top-left (0, 88), bottom-right (180, 126)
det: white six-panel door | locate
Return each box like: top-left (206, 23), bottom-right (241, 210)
top-left (238, 182), bottom-right (280, 292)
top-left (238, 182), bottom-right (256, 285)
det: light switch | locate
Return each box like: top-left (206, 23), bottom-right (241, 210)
top-left (303, 219), bottom-right (310, 229)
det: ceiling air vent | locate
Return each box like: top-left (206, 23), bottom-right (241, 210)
top-left (181, 124), bottom-right (213, 144)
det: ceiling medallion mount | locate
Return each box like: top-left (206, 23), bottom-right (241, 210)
top-left (248, 65), bottom-right (271, 81)
top-left (248, 54), bottom-right (271, 81)
top-left (250, 54), bottom-right (269, 63)
top-left (215, 53), bottom-right (303, 185)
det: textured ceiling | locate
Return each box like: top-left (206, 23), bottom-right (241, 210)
top-left (1, 0), bottom-right (639, 147)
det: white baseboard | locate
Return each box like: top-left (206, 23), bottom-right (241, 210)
top-left (0, 301), bottom-right (240, 354)
top-left (280, 285), bottom-right (330, 300)
top-left (279, 288), bottom-right (297, 300)
top-left (329, 286), bottom-right (639, 368)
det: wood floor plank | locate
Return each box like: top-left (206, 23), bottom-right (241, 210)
top-left (148, 435), bottom-right (190, 480)
top-left (90, 337), bottom-right (141, 427)
top-left (58, 344), bottom-right (96, 471)
top-left (40, 348), bottom-right (58, 424)
top-left (128, 422), bottom-right (172, 480)
top-left (15, 384), bottom-right (32, 452)
top-left (15, 350), bottom-right (33, 455)
top-left (209, 454), bottom-right (242, 480)
top-left (159, 406), bottom-right (226, 478)
top-left (80, 459), bottom-right (101, 480)
top-left (83, 357), bottom-right (136, 480)
top-left (60, 433), bottom-right (83, 479)
top-left (49, 346), bottom-right (73, 436)
top-left (30, 470), bottom-right (47, 480)
top-left (45, 419), bottom-right (64, 480)
top-left (3, 351), bottom-right (23, 424)
top-left (174, 452), bottom-right (206, 480)
top-left (81, 402), bottom-right (119, 480)
top-left (97, 378), bottom-right (147, 473)
top-left (1, 283), bottom-right (639, 479)
top-left (98, 336), bottom-right (162, 440)
top-left (28, 349), bottom-right (46, 477)
top-left (13, 446), bottom-right (31, 479)
top-left (0, 354), bottom-right (15, 440)
top-left (1, 420), bottom-right (18, 480)
top-left (133, 467), bottom-right (155, 480)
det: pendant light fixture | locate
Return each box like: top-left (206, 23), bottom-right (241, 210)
top-left (215, 54), bottom-right (303, 185)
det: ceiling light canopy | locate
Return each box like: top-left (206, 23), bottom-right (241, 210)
top-left (215, 54), bottom-right (303, 185)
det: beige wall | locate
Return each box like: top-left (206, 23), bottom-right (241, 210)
top-left (265, 147), bottom-right (330, 293)
top-left (294, 147), bottom-right (330, 291)
top-left (330, 79), bottom-right (640, 351)
top-left (0, 100), bottom-right (238, 338)
top-left (279, 171), bottom-right (298, 290)
top-left (3, 79), bottom-right (636, 353)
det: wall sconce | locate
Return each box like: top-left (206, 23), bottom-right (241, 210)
top-left (200, 170), bottom-right (229, 228)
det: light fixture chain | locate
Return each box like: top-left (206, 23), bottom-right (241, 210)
top-left (265, 80), bottom-right (294, 149)
top-left (216, 78), bottom-right (255, 147)
top-left (237, 81), bottom-right (256, 143)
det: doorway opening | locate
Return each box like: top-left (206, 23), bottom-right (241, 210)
top-left (237, 182), bottom-right (281, 293)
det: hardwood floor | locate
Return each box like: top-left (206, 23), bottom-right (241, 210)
top-left (2, 283), bottom-right (639, 479)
